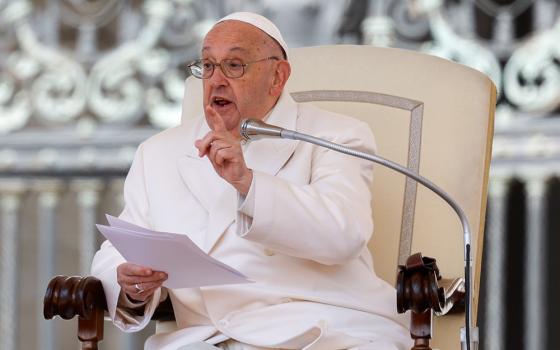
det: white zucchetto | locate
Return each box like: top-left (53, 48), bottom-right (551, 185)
top-left (216, 12), bottom-right (289, 59)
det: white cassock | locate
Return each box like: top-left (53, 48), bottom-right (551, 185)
top-left (91, 91), bottom-right (412, 350)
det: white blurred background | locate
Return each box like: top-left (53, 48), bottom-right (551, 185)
top-left (0, 0), bottom-right (559, 349)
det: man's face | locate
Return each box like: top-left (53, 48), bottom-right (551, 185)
top-left (201, 21), bottom-right (280, 136)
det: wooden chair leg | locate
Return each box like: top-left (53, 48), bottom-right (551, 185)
top-left (78, 305), bottom-right (104, 350)
top-left (410, 310), bottom-right (432, 350)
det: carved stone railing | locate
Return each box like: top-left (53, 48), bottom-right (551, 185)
top-left (0, 124), bottom-right (157, 349)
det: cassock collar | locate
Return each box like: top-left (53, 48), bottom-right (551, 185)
top-left (177, 91), bottom-right (300, 252)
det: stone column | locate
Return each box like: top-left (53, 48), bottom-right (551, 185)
top-left (71, 179), bottom-right (103, 274)
top-left (0, 180), bottom-right (26, 350)
top-left (524, 175), bottom-right (547, 350)
top-left (34, 179), bottom-right (62, 350)
top-left (109, 178), bottom-right (125, 214)
top-left (484, 175), bottom-right (509, 350)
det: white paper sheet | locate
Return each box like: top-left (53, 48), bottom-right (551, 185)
top-left (96, 215), bottom-right (251, 289)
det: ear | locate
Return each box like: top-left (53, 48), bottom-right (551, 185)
top-left (270, 61), bottom-right (291, 97)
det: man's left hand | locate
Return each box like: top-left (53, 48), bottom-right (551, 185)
top-left (195, 105), bottom-right (253, 195)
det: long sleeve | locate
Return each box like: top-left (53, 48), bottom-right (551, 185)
top-left (236, 120), bottom-right (376, 266)
top-left (90, 143), bottom-right (164, 332)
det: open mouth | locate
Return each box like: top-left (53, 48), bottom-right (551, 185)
top-left (212, 96), bottom-right (233, 108)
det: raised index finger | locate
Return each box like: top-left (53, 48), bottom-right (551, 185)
top-left (205, 105), bottom-right (227, 132)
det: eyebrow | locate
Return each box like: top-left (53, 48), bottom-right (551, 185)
top-left (202, 46), bottom-right (250, 54)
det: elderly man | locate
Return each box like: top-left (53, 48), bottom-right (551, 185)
top-left (91, 12), bottom-right (411, 350)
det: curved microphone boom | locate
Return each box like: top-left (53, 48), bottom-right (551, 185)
top-left (240, 118), bottom-right (477, 350)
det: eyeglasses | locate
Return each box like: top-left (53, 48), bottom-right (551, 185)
top-left (187, 56), bottom-right (279, 79)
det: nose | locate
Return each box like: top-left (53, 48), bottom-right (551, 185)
top-left (208, 64), bottom-right (229, 87)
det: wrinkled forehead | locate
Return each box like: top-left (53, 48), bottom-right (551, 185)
top-left (202, 20), bottom-right (279, 57)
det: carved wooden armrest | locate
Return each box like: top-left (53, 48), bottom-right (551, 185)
top-left (43, 275), bottom-right (174, 350)
top-left (43, 276), bottom-right (107, 350)
top-left (436, 277), bottom-right (465, 316)
top-left (396, 253), bottom-right (466, 350)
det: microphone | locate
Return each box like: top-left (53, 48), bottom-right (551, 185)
top-left (240, 119), bottom-right (284, 139)
top-left (240, 118), bottom-right (477, 350)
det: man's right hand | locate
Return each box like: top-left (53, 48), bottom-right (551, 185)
top-left (117, 263), bottom-right (168, 302)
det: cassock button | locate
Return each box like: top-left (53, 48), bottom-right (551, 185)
top-left (218, 319), bottom-right (229, 327)
top-left (264, 248), bottom-right (275, 256)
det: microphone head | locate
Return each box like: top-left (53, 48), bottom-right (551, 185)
top-left (240, 119), bottom-right (284, 141)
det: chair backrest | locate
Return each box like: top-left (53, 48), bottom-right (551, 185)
top-left (181, 45), bottom-right (496, 349)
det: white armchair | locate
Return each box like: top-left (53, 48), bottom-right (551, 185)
top-left (44, 45), bottom-right (496, 350)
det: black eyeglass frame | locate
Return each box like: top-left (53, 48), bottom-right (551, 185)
top-left (187, 56), bottom-right (280, 79)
